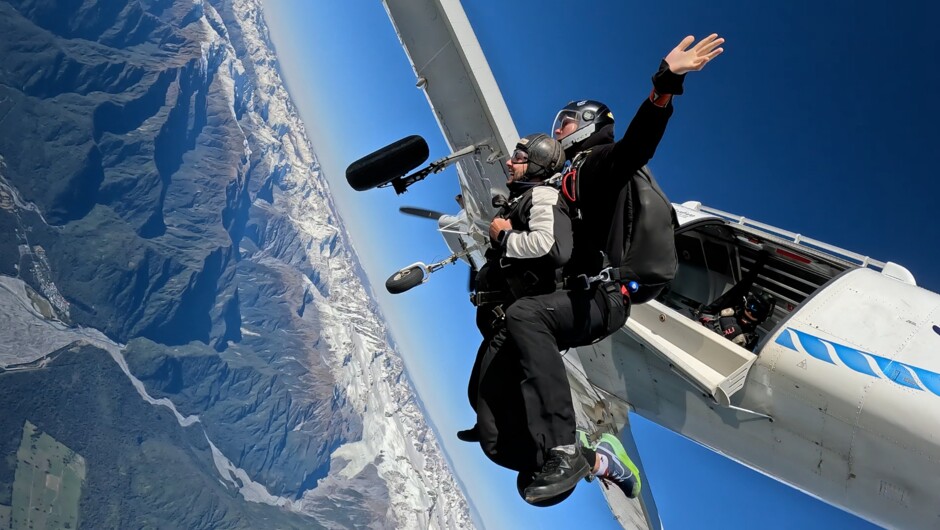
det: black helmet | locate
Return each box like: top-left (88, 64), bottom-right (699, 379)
top-left (744, 292), bottom-right (775, 323)
top-left (552, 100), bottom-right (615, 152)
top-left (514, 133), bottom-right (565, 180)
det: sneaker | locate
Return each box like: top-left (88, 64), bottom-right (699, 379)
top-left (523, 445), bottom-right (591, 503)
top-left (594, 433), bottom-right (641, 498)
top-left (577, 429), bottom-right (592, 449)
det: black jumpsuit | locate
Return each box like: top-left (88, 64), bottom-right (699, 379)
top-left (475, 95), bottom-right (677, 472)
top-left (468, 181), bottom-right (572, 471)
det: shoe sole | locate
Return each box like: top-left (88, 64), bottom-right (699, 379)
top-left (598, 433), bottom-right (642, 498)
top-left (523, 460), bottom-right (591, 504)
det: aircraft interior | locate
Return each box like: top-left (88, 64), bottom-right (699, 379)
top-left (658, 221), bottom-right (857, 351)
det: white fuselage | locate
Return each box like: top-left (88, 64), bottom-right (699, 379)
top-left (581, 266), bottom-right (940, 529)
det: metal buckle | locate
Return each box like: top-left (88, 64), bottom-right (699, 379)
top-left (593, 267), bottom-right (613, 284)
top-left (569, 274), bottom-right (590, 290)
top-left (565, 267), bottom-right (615, 291)
top-left (490, 305), bottom-right (506, 328)
top-left (583, 267), bottom-right (613, 285)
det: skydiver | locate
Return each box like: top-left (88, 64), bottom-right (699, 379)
top-left (468, 132), bottom-right (571, 334)
top-left (699, 292), bottom-right (776, 351)
top-left (488, 34), bottom-right (725, 504)
top-left (464, 133), bottom-right (572, 469)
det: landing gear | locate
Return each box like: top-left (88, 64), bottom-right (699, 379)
top-left (384, 250), bottom-right (470, 294)
top-left (386, 266), bottom-right (424, 294)
top-left (346, 135), bottom-right (429, 191)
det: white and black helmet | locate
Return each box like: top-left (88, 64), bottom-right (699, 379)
top-left (551, 100), bottom-right (615, 152)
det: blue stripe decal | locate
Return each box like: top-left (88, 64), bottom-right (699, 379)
top-left (791, 329), bottom-right (835, 364)
top-left (871, 355), bottom-right (894, 375)
top-left (775, 328), bottom-right (797, 351)
top-left (831, 342), bottom-right (879, 378)
top-left (882, 363), bottom-right (922, 391)
top-left (911, 367), bottom-right (940, 395)
top-left (775, 327), bottom-right (939, 397)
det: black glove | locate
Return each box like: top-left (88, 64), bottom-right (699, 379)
top-left (652, 59), bottom-right (686, 96)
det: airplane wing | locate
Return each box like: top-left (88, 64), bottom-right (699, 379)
top-left (382, 0), bottom-right (518, 270)
top-left (566, 343), bottom-right (661, 530)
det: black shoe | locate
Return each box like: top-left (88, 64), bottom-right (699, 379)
top-left (457, 425), bottom-right (480, 442)
top-left (523, 447), bottom-right (591, 503)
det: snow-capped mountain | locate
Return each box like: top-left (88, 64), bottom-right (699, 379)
top-left (218, 0), bottom-right (472, 526)
top-left (0, 0), bottom-right (472, 527)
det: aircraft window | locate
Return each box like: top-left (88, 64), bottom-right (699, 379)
top-left (677, 234), bottom-right (707, 267)
top-left (741, 253), bottom-right (820, 294)
top-left (704, 240), bottom-right (734, 278)
top-left (670, 233), bottom-right (737, 309)
top-left (755, 268), bottom-right (812, 302)
top-left (747, 248), bottom-right (831, 285)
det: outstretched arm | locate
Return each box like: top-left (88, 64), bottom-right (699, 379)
top-left (610, 34), bottom-right (725, 172)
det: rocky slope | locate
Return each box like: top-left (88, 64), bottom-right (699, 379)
top-left (0, 0), bottom-right (472, 527)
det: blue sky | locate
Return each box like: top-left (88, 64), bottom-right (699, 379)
top-left (260, 1), bottom-right (938, 529)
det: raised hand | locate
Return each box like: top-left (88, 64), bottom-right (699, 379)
top-left (665, 34), bottom-right (725, 75)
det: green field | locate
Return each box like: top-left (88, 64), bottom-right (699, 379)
top-left (10, 421), bottom-right (85, 529)
top-left (0, 504), bottom-right (11, 529)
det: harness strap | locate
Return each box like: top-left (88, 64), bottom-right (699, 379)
top-left (561, 168), bottom-right (577, 203)
top-left (469, 290), bottom-right (512, 307)
top-left (560, 150), bottom-right (590, 218)
top-left (562, 267), bottom-right (640, 293)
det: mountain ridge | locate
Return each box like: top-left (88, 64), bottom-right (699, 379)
top-left (0, 0), bottom-right (473, 527)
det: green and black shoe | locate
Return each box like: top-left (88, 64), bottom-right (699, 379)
top-left (594, 433), bottom-right (641, 498)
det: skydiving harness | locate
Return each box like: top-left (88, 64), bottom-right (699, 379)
top-left (469, 289), bottom-right (512, 306)
top-left (469, 181), bottom-right (565, 321)
top-left (470, 153), bottom-right (649, 312)
top-left (553, 150), bottom-right (591, 219)
top-left (562, 253), bottom-right (640, 299)
top-left (558, 153), bottom-right (679, 304)
top-left (468, 260), bottom-right (565, 307)
top-left (470, 255), bottom-right (638, 306)
top-left (470, 268), bottom-right (565, 329)
top-left (556, 151), bottom-right (637, 296)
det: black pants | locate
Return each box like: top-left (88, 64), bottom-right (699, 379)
top-left (471, 283), bottom-right (629, 472)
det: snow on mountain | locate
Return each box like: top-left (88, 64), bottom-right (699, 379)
top-left (213, 1), bottom-right (473, 527)
top-left (0, 0), bottom-right (473, 525)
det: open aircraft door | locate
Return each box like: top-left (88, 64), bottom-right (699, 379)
top-left (625, 301), bottom-right (758, 408)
